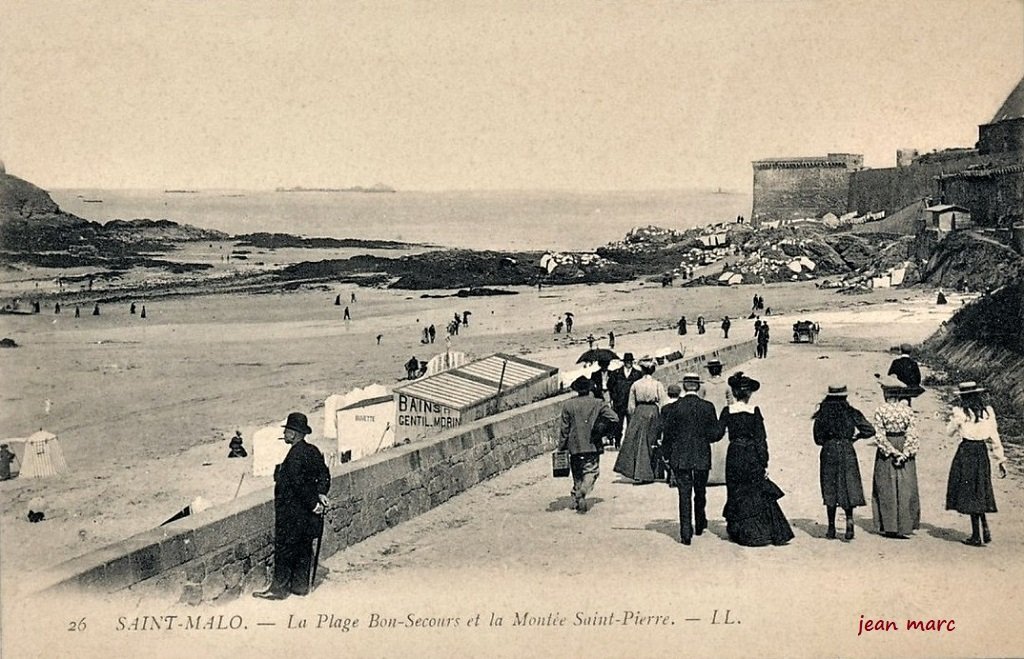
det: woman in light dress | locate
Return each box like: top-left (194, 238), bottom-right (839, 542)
top-left (613, 357), bottom-right (667, 484)
top-left (945, 382), bottom-right (1007, 546)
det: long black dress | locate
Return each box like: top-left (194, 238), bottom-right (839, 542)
top-left (721, 405), bottom-right (794, 546)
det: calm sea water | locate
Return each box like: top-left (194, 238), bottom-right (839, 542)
top-left (51, 189), bottom-right (752, 252)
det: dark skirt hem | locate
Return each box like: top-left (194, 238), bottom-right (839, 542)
top-left (945, 441), bottom-right (997, 514)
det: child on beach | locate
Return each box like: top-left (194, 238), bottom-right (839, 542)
top-left (945, 382), bottom-right (1008, 546)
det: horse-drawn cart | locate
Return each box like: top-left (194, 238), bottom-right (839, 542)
top-left (792, 320), bottom-right (820, 343)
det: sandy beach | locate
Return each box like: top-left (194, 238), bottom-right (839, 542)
top-left (4, 281), bottom-right (1016, 659)
top-left (0, 275), bottom-right (936, 598)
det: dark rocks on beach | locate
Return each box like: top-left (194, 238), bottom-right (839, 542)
top-left (232, 232), bottom-right (415, 250)
top-left (0, 338), bottom-right (19, 348)
top-left (455, 288), bottom-right (518, 297)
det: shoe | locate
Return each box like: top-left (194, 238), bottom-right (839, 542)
top-left (826, 526), bottom-right (836, 539)
top-left (983, 529), bottom-right (992, 544)
top-left (569, 496), bottom-right (579, 511)
top-left (962, 537), bottom-right (984, 547)
top-left (680, 535), bottom-right (692, 545)
top-left (695, 520), bottom-right (707, 536)
top-left (576, 499), bottom-right (589, 514)
top-left (845, 522), bottom-right (855, 540)
top-left (252, 589), bottom-right (289, 600)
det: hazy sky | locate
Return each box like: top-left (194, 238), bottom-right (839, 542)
top-left (1, 0), bottom-right (1021, 191)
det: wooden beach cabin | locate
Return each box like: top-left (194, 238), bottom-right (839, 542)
top-left (925, 204), bottom-right (972, 235)
top-left (392, 353), bottom-right (559, 445)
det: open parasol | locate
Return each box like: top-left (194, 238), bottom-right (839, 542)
top-left (577, 348), bottom-right (619, 364)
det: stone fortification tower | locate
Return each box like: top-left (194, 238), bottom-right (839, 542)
top-left (751, 153), bottom-right (862, 226)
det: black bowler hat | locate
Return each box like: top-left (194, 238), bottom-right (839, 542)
top-left (622, 353), bottom-right (635, 363)
top-left (571, 376), bottom-right (592, 394)
top-left (282, 412), bottom-right (312, 435)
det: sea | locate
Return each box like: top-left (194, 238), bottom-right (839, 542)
top-left (51, 188), bottom-right (752, 252)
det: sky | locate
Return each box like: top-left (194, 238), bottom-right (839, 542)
top-left (1, 0), bottom-right (1022, 191)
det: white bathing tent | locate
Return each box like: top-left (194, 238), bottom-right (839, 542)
top-left (18, 430), bottom-right (68, 478)
top-left (425, 350), bottom-right (468, 376)
top-left (252, 423), bottom-right (291, 477)
top-left (337, 394), bottom-right (396, 461)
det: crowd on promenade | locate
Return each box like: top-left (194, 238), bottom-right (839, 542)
top-left (557, 346), bottom-right (1008, 549)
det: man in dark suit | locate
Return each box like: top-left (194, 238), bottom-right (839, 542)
top-left (660, 374), bottom-right (725, 544)
top-left (887, 343), bottom-right (922, 388)
top-left (590, 358), bottom-right (622, 446)
top-left (610, 353), bottom-right (643, 450)
top-left (559, 377), bottom-right (619, 513)
top-left (253, 412), bottom-right (331, 600)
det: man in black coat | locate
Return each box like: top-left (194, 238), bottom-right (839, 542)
top-left (253, 412), bottom-right (331, 600)
top-left (660, 375), bottom-right (724, 544)
top-left (887, 343), bottom-right (922, 388)
top-left (591, 358), bottom-right (624, 449)
top-left (609, 353), bottom-right (643, 451)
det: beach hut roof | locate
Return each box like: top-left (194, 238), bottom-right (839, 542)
top-left (394, 353), bottom-right (556, 411)
top-left (925, 204), bottom-right (968, 213)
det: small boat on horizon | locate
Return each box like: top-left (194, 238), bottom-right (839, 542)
top-left (82, 199), bottom-right (103, 203)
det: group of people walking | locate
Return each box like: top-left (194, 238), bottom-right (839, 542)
top-left (557, 348), bottom-right (1008, 548)
top-left (810, 375), bottom-right (1006, 545)
top-left (559, 356), bottom-right (795, 547)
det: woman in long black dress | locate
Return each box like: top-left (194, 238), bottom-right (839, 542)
top-left (812, 385), bottom-right (875, 540)
top-left (720, 372), bottom-right (794, 546)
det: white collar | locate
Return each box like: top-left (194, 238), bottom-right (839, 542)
top-left (683, 391), bottom-right (700, 397)
top-left (729, 400), bottom-right (756, 413)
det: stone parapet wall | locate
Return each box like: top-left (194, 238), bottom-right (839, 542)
top-left (34, 392), bottom-right (571, 604)
top-left (34, 343), bottom-right (755, 604)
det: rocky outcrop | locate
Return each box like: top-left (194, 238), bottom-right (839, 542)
top-left (0, 172), bottom-right (226, 257)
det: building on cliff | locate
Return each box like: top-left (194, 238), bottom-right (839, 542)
top-left (936, 77), bottom-right (1024, 230)
top-left (753, 76), bottom-right (1023, 232)
top-left (750, 153), bottom-right (862, 225)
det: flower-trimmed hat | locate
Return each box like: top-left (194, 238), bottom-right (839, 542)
top-left (727, 371), bottom-right (760, 392)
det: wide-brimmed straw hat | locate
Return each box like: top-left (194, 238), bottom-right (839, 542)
top-left (682, 371), bottom-right (701, 383)
top-left (282, 412), bottom-right (313, 435)
top-left (825, 384), bottom-right (848, 398)
top-left (956, 381), bottom-right (986, 396)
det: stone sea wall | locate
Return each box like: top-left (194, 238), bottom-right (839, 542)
top-left (34, 341), bottom-right (755, 604)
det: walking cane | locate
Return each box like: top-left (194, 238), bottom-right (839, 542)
top-left (309, 511), bottom-right (325, 592)
top-left (233, 472), bottom-right (245, 499)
